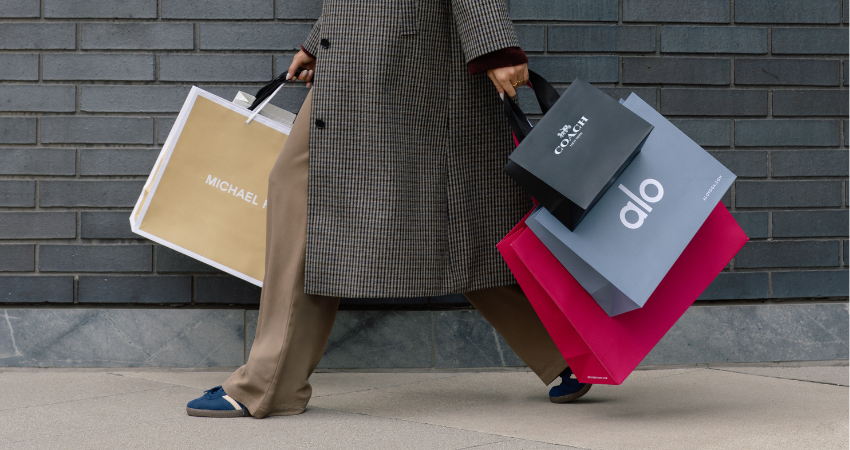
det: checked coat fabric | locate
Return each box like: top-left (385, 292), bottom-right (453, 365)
top-left (300, 0), bottom-right (530, 298)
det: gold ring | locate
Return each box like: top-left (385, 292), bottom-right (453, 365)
top-left (511, 81), bottom-right (518, 87)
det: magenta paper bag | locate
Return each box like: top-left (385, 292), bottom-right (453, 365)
top-left (498, 202), bottom-right (748, 385)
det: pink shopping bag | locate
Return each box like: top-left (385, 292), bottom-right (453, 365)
top-left (497, 202), bottom-right (748, 385)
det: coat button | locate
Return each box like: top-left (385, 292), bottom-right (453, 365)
top-left (315, 119), bottom-right (325, 129)
top-left (320, 38), bottom-right (330, 49)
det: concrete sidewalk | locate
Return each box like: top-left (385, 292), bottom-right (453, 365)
top-left (1, 365), bottom-right (847, 449)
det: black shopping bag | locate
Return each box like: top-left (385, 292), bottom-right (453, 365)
top-left (504, 72), bottom-right (654, 231)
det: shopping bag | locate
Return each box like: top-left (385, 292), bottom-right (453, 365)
top-left (498, 202), bottom-right (748, 385)
top-left (504, 72), bottom-right (654, 231)
top-left (130, 85), bottom-right (294, 286)
top-left (525, 93), bottom-right (736, 316)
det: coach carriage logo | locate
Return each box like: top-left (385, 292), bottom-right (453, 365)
top-left (619, 179), bottom-right (664, 229)
top-left (554, 116), bottom-right (589, 154)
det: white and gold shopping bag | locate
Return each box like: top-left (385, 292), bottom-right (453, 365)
top-left (130, 87), bottom-right (294, 286)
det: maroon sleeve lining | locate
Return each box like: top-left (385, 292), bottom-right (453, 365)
top-left (467, 47), bottom-right (528, 74)
top-left (301, 45), bottom-right (316, 60)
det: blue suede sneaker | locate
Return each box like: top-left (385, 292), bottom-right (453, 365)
top-left (186, 386), bottom-right (251, 418)
top-left (549, 368), bottom-right (592, 403)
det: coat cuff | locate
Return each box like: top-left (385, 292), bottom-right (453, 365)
top-left (302, 17), bottom-right (322, 58)
top-left (467, 47), bottom-right (528, 74)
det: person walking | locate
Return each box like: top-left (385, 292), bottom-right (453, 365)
top-left (186, 0), bottom-right (591, 418)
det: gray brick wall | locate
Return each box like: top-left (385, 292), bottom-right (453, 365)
top-left (0, 0), bottom-right (846, 312)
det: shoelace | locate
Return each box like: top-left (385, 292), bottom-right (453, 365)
top-left (202, 386), bottom-right (224, 399)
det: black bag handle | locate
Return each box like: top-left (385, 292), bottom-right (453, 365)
top-left (503, 70), bottom-right (559, 143)
top-left (248, 68), bottom-right (304, 111)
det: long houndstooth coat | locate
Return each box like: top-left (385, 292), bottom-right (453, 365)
top-left (300, 0), bottom-right (530, 298)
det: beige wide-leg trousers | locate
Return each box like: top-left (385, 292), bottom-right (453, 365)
top-left (223, 91), bottom-right (568, 419)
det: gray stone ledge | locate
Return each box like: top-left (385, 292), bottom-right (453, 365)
top-left (1, 304), bottom-right (846, 369)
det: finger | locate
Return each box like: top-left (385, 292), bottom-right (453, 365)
top-left (497, 73), bottom-right (517, 98)
top-left (487, 72), bottom-right (504, 95)
top-left (287, 58), bottom-right (300, 80)
top-left (305, 69), bottom-right (314, 82)
top-left (501, 79), bottom-right (517, 98)
top-left (522, 66), bottom-right (530, 85)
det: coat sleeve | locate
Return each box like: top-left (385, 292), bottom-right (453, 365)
top-left (451, 0), bottom-right (520, 64)
top-left (302, 15), bottom-right (323, 58)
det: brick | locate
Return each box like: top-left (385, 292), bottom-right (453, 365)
top-left (736, 181), bottom-right (842, 208)
top-left (81, 211), bottom-right (138, 239)
top-left (200, 23), bottom-right (313, 51)
top-left (622, 57), bottom-right (730, 85)
top-left (195, 276), bottom-right (261, 304)
top-left (515, 25), bottom-right (545, 52)
top-left (0, 212), bottom-right (76, 239)
top-left (845, 240), bottom-right (849, 264)
top-left (735, 0), bottom-right (841, 24)
top-left (82, 23), bottom-right (193, 50)
top-left (0, 54), bottom-right (38, 80)
top-left (846, 0), bottom-right (849, 23)
top-left (0, 181), bottom-right (35, 207)
top-left (510, 0), bottom-right (618, 21)
top-left (40, 180), bottom-right (145, 208)
top-left (0, 24), bottom-right (75, 50)
top-left (0, 148), bottom-right (76, 176)
top-left (698, 272), bottom-right (769, 300)
top-left (661, 26), bottom-right (767, 54)
top-left (735, 241), bottom-right (839, 268)
top-left (661, 89), bottom-right (767, 116)
top-left (162, 0), bottom-right (273, 19)
top-left (772, 150), bottom-right (849, 177)
top-left (624, 0), bottom-right (730, 23)
top-left (78, 276), bottom-right (191, 303)
top-left (80, 149), bottom-right (158, 176)
top-left (735, 120), bottom-right (840, 147)
top-left (44, 54), bottom-right (154, 81)
top-left (721, 189), bottom-right (731, 208)
top-left (735, 59), bottom-right (840, 86)
top-left (773, 270), bottom-right (849, 298)
top-left (0, 85), bottom-right (76, 112)
top-left (526, 56), bottom-right (618, 83)
top-left (548, 25), bottom-right (655, 53)
top-left (159, 55), bottom-right (271, 82)
top-left (155, 246), bottom-right (220, 273)
top-left (156, 118), bottom-right (175, 145)
top-left (41, 117), bottom-right (153, 144)
top-left (81, 86), bottom-right (191, 113)
top-left (0, 246), bottom-right (34, 271)
top-left (669, 119), bottom-right (731, 146)
top-left (276, 0), bottom-right (322, 19)
top-left (731, 211), bottom-right (769, 238)
top-left (772, 28), bottom-right (849, 55)
top-left (708, 151), bottom-right (767, 178)
top-left (0, 118), bottom-right (36, 144)
top-left (0, 276), bottom-right (74, 303)
top-left (773, 210), bottom-right (849, 237)
top-left (0, 0), bottom-right (39, 17)
top-left (773, 90), bottom-right (849, 117)
top-left (44, 0), bottom-right (156, 18)
top-left (39, 245), bottom-right (152, 272)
